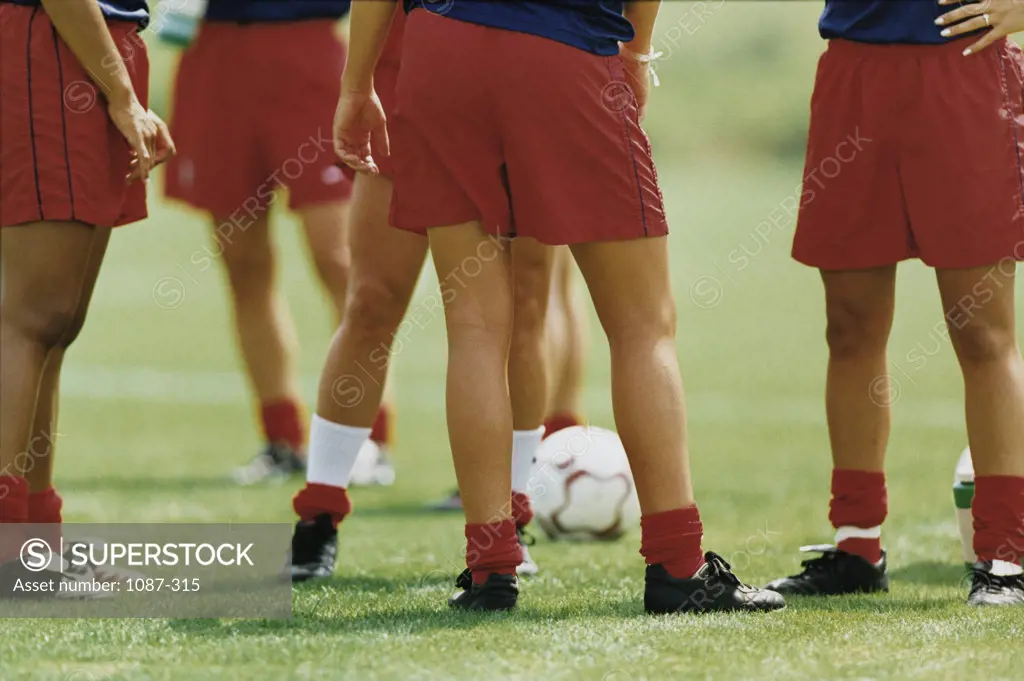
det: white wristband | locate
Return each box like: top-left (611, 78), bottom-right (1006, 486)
top-left (619, 46), bottom-right (664, 87)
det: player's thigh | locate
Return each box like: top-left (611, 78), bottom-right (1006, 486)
top-left (211, 211), bottom-right (273, 275)
top-left (1, 221), bottom-right (111, 338)
top-left (298, 202), bottom-right (350, 266)
top-left (570, 237), bottom-right (674, 340)
top-left (429, 222), bottom-right (513, 335)
top-left (346, 174), bottom-right (427, 321)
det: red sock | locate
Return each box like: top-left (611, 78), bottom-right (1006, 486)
top-left (640, 505), bottom-right (705, 579)
top-left (829, 469), bottom-right (887, 563)
top-left (543, 412), bottom-right (581, 439)
top-left (0, 476), bottom-right (29, 564)
top-left (465, 519), bottom-right (522, 584)
top-left (511, 491), bottom-right (533, 529)
top-left (292, 483), bottom-right (352, 529)
top-left (369, 405), bottom-right (393, 446)
top-left (972, 475), bottom-right (1024, 564)
top-left (27, 487), bottom-right (63, 548)
top-left (261, 398), bottom-right (306, 451)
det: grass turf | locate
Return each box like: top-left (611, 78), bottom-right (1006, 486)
top-left (3, 156), bottom-right (1022, 680)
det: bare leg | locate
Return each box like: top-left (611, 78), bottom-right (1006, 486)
top-left (0, 222), bottom-right (110, 492)
top-left (429, 222), bottom-right (514, 525)
top-left (546, 246), bottom-right (587, 419)
top-left (314, 175), bottom-right (427, 426)
top-left (509, 238), bottom-right (554, 431)
top-left (569, 237), bottom-right (690, 515)
top-left (937, 266), bottom-right (1024, 478)
top-left (821, 267), bottom-right (898, 473)
top-left (298, 201), bottom-right (351, 324)
top-left (215, 213), bottom-right (303, 406)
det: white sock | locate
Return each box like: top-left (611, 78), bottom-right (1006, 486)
top-left (305, 414), bottom-right (372, 489)
top-left (989, 560), bottom-right (1024, 576)
top-left (511, 427), bottom-right (545, 493)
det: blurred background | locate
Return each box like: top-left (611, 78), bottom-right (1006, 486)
top-left (8, 3), bottom-right (1024, 679)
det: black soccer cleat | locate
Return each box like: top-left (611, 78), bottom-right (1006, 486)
top-left (287, 514), bottom-right (338, 583)
top-left (644, 551), bottom-right (786, 614)
top-left (967, 562), bottom-right (1024, 607)
top-left (765, 544), bottom-right (889, 596)
top-left (232, 442), bottom-right (305, 486)
top-left (448, 569), bottom-right (519, 611)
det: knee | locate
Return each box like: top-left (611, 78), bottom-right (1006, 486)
top-left (343, 276), bottom-right (411, 341)
top-left (220, 244), bottom-right (274, 298)
top-left (825, 299), bottom-right (890, 360)
top-left (603, 297), bottom-right (677, 350)
top-left (949, 321), bottom-right (1017, 366)
top-left (1, 298), bottom-right (84, 350)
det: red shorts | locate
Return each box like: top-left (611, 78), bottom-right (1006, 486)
top-left (793, 38), bottom-right (1024, 270)
top-left (0, 6), bottom-right (149, 228)
top-left (165, 20), bottom-right (352, 217)
top-left (389, 11), bottom-right (667, 245)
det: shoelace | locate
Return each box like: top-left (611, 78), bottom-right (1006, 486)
top-left (792, 551), bottom-right (841, 578)
top-left (703, 551), bottom-right (742, 587)
top-left (971, 568), bottom-right (1024, 594)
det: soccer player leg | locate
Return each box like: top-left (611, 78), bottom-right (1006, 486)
top-left (765, 268), bottom-right (896, 597)
top-left (298, 202), bottom-right (351, 324)
top-left (508, 238), bottom-right (556, 575)
top-left (216, 212), bottom-right (308, 485)
top-left (936, 265), bottom-right (1024, 606)
top-left (289, 173), bottom-right (428, 581)
top-left (0, 222), bottom-right (111, 574)
top-left (544, 247), bottom-right (587, 438)
top-left (429, 222), bottom-right (522, 611)
top-left (567, 237), bottom-right (780, 614)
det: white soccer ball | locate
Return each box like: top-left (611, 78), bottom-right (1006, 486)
top-left (529, 425), bottom-right (641, 541)
top-left (348, 440), bottom-right (395, 487)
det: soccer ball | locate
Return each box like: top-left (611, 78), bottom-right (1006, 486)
top-left (953, 447), bottom-right (975, 564)
top-left (348, 440), bottom-right (396, 487)
top-left (530, 425), bottom-right (641, 541)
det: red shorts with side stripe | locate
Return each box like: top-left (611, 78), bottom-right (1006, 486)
top-left (389, 10), bottom-right (668, 245)
top-left (793, 37), bottom-right (1024, 270)
top-left (165, 20), bottom-right (352, 217)
top-left (0, 5), bottom-right (149, 228)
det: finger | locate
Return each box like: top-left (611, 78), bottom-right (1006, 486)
top-left (963, 28), bottom-right (1005, 55)
top-left (153, 115), bottom-right (177, 159)
top-left (372, 122), bottom-right (390, 159)
top-left (940, 15), bottom-right (993, 38)
top-left (133, 133), bottom-right (152, 181)
top-left (935, 2), bottom-right (987, 26)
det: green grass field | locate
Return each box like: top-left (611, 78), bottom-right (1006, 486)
top-left (4, 3), bottom-right (1024, 679)
top-left (4, 156), bottom-right (1022, 680)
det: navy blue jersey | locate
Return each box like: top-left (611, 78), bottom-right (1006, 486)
top-left (205, 0), bottom-right (350, 23)
top-left (0, 0), bottom-right (148, 26)
top-left (406, 0), bottom-right (633, 56)
top-left (820, 0), bottom-right (948, 44)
